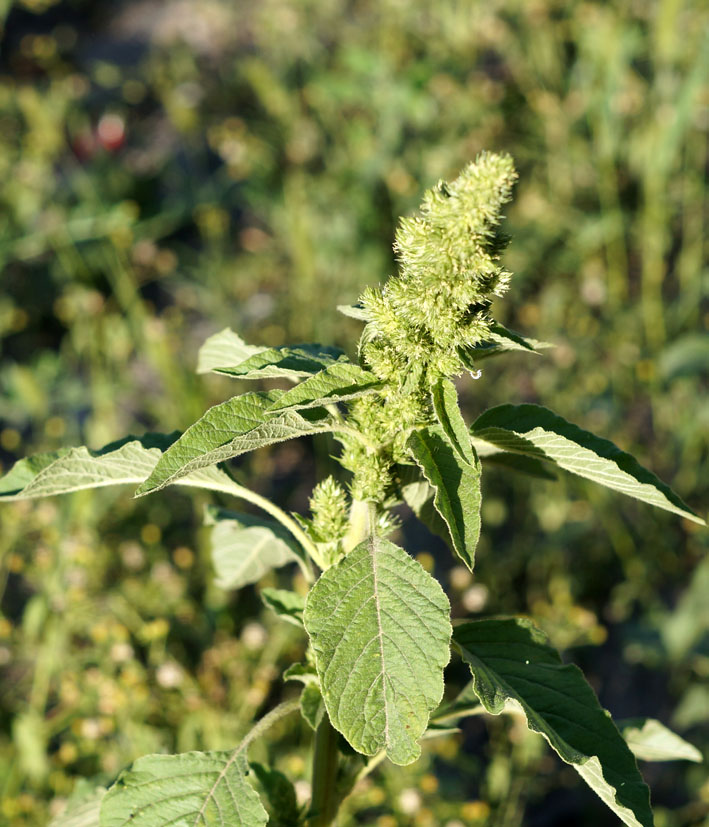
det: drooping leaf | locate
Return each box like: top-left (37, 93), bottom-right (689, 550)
top-left (430, 378), bottom-right (476, 465)
top-left (197, 328), bottom-right (262, 374)
top-left (454, 618), bottom-right (653, 827)
top-left (49, 785), bottom-right (105, 827)
top-left (0, 435), bottom-right (241, 501)
top-left (408, 425), bottom-right (481, 571)
top-left (471, 404), bottom-right (704, 524)
top-left (260, 588), bottom-right (306, 627)
top-left (267, 364), bottom-right (382, 411)
top-left (212, 344), bottom-right (347, 381)
top-left (136, 391), bottom-right (332, 496)
top-left (99, 750), bottom-right (267, 827)
top-left (303, 536), bottom-right (451, 765)
top-left (398, 467), bottom-right (452, 547)
top-left (460, 322), bottom-right (551, 362)
top-left (250, 763), bottom-right (300, 827)
top-left (206, 508), bottom-right (301, 590)
top-left (619, 718), bottom-right (702, 763)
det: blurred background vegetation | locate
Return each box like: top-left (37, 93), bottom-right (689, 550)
top-left (0, 0), bottom-right (707, 824)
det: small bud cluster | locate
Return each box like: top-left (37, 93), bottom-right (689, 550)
top-left (300, 477), bottom-right (350, 567)
top-left (359, 152), bottom-right (517, 386)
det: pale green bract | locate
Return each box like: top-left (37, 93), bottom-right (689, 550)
top-left (303, 536), bottom-right (451, 765)
top-left (471, 404), bottom-right (704, 524)
top-left (267, 363), bottom-right (382, 411)
top-left (206, 508), bottom-right (302, 590)
top-left (454, 618), bottom-right (653, 827)
top-left (99, 751), bottom-right (267, 827)
top-left (136, 391), bottom-right (333, 496)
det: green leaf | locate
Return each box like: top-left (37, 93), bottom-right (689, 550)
top-left (431, 378), bottom-right (476, 465)
top-left (267, 364), bottom-right (382, 411)
top-left (260, 588), bottom-right (306, 627)
top-left (206, 508), bottom-right (301, 590)
top-left (619, 718), bottom-right (702, 763)
top-left (337, 303), bottom-right (372, 321)
top-left (471, 404), bottom-right (704, 524)
top-left (136, 392), bottom-right (332, 496)
top-left (303, 536), bottom-right (451, 765)
top-left (408, 425), bottom-right (481, 571)
top-left (50, 785), bottom-right (105, 827)
top-left (477, 450), bottom-right (557, 480)
top-left (197, 328), bottom-right (262, 374)
top-left (212, 344), bottom-right (347, 381)
top-left (454, 618), bottom-right (653, 827)
top-left (398, 467), bottom-right (452, 547)
top-left (460, 322), bottom-right (551, 362)
top-left (250, 763), bottom-right (300, 827)
top-left (100, 750), bottom-right (267, 827)
top-left (430, 681), bottom-right (482, 725)
top-left (0, 435), bottom-right (175, 500)
top-left (299, 682), bottom-right (325, 731)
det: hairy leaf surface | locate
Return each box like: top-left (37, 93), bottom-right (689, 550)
top-left (619, 718), bottom-right (702, 763)
top-left (303, 536), bottom-right (451, 765)
top-left (268, 364), bottom-right (382, 411)
top-left (136, 392), bottom-right (332, 495)
top-left (206, 508), bottom-right (301, 590)
top-left (197, 328), bottom-right (262, 374)
top-left (212, 344), bottom-right (347, 381)
top-left (0, 435), bottom-right (236, 501)
top-left (408, 425), bottom-right (481, 571)
top-left (471, 404), bottom-right (703, 523)
top-left (454, 618), bottom-right (653, 827)
top-left (99, 750), bottom-right (267, 827)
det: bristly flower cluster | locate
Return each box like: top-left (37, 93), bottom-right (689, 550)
top-left (359, 152), bottom-right (518, 386)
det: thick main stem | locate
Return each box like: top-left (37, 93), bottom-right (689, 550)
top-left (308, 715), bottom-right (341, 826)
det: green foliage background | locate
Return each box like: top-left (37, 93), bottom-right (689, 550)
top-left (0, 0), bottom-right (707, 824)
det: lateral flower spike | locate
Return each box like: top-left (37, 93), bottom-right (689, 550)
top-left (360, 152), bottom-right (517, 386)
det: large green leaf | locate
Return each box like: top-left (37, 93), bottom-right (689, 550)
top-left (408, 425), bottom-right (481, 571)
top-left (197, 328), bottom-right (262, 374)
top-left (206, 508), bottom-right (302, 590)
top-left (100, 750), bottom-right (267, 827)
top-left (212, 344), bottom-right (347, 381)
top-left (454, 618), bottom-right (653, 827)
top-left (0, 434), bottom-right (237, 501)
top-left (471, 404), bottom-right (704, 524)
top-left (268, 364), bottom-right (382, 411)
top-left (619, 718), bottom-right (702, 763)
top-left (303, 536), bottom-right (451, 765)
top-left (136, 391), bottom-right (332, 496)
